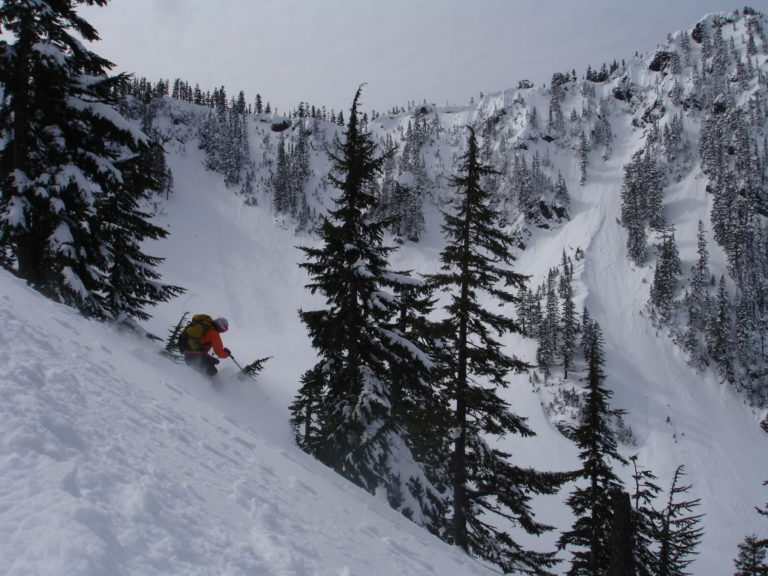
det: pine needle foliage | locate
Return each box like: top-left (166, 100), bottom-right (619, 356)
top-left (429, 126), bottom-right (565, 575)
top-left (0, 0), bottom-right (182, 320)
top-left (559, 323), bottom-right (627, 576)
top-left (655, 465), bottom-right (704, 576)
top-left (293, 86), bottom-right (444, 533)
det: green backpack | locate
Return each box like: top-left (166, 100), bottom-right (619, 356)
top-left (178, 314), bottom-right (214, 352)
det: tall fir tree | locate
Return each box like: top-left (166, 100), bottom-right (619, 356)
top-left (650, 227), bottom-right (682, 323)
top-left (273, 135), bottom-right (291, 213)
top-left (554, 172), bottom-right (570, 217)
top-left (387, 279), bottom-right (452, 530)
top-left (732, 534), bottom-right (767, 576)
top-left (578, 131), bottom-right (589, 186)
top-left (428, 126), bottom-right (564, 575)
top-left (96, 143), bottom-right (184, 322)
top-left (655, 466), bottom-right (704, 576)
top-left (559, 250), bottom-right (578, 379)
top-left (687, 220), bottom-right (711, 331)
top-left (620, 146), bottom-right (666, 265)
top-left (0, 0), bottom-right (181, 319)
top-left (293, 87), bottom-right (444, 532)
top-left (548, 83), bottom-right (565, 137)
top-left (391, 119), bottom-right (427, 241)
top-left (559, 322), bottom-right (627, 576)
top-left (628, 456), bottom-right (662, 576)
top-left (538, 267), bottom-right (560, 373)
top-left (288, 121), bottom-right (311, 217)
top-left (683, 221), bottom-right (712, 367)
top-left (708, 275), bottom-right (733, 382)
top-left (621, 150), bottom-right (650, 264)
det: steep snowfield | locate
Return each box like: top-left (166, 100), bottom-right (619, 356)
top-left (4, 11), bottom-right (768, 570)
top-left (511, 111), bottom-right (768, 570)
top-left (0, 228), bottom-right (495, 574)
top-left (1, 126), bottom-right (765, 575)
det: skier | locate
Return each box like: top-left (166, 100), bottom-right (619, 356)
top-left (180, 315), bottom-right (232, 378)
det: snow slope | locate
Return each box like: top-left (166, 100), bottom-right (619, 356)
top-left (0, 261), bottom-right (495, 575)
top-left (510, 108), bottom-right (768, 569)
top-left (3, 10), bottom-right (768, 574)
top-left (1, 117), bottom-right (766, 575)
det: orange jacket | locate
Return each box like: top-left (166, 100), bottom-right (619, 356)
top-left (195, 326), bottom-right (230, 358)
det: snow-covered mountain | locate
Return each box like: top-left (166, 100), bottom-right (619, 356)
top-left (2, 7), bottom-right (767, 576)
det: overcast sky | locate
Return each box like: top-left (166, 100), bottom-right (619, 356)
top-left (80, 0), bottom-right (750, 115)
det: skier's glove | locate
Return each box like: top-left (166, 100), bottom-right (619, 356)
top-left (224, 347), bottom-right (232, 357)
top-left (213, 358), bottom-right (220, 365)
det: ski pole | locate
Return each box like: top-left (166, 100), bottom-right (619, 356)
top-left (229, 355), bottom-right (245, 371)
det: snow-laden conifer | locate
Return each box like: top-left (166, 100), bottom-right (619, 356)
top-left (429, 126), bottom-right (564, 575)
top-left (559, 322), bottom-right (627, 576)
top-left (293, 86), bottom-right (444, 533)
top-left (0, 0), bottom-right (181, 320)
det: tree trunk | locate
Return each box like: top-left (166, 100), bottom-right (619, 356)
top-left (608, 488), bottom-right (633, 576)
top-left (452, 204), bottom-right (473, 551)
top-left (10, 15), bottom-right (39, 285)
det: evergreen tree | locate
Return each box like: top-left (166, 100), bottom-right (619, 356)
top-left (0, 0), bottom-right (180, 319)
top-left (732, 534), bottom-right (768, 576)
top-left (294, 87), bottom-right (443, 532)
top-left (628, 456), bottom-right (661, 576)
top-left (96, 142), bottom-right (184, 322)
top-left (198, 97), bottom-right (251, 188)
top-left (548, 84), bottom-right (565, 137)
top-left (687, 221), bottom-right (711, 330)
top-left (650, 227), bottom-right (682, 323)
top-left (580, 307), bottom-right (595, 356)
top-left (391, 120), bottom-right (427, 241)
top-left (225, 105), bottom-right (248, 186)
top-left (288, 122), bottom-right (311, 218)
top-left (375, 132), bottom-right (398, 222)
top-left (388, 280), bottom-right (453, 530)
top-left (272, 125), bottom-right (310, 220)
top-left (554, 172), bottom-right (570, 217)
top-left (747, 30), bottom-right (758, 56)
top-left (596, 99), bottom-right (613, 160)
top-left (272, 135), bottom-right (291, 213)
top-left (621, 147), bottom-right (666, 264)
top-left (235, 90), bottom-right (246, 114)
top-left (559, 322), bottom-right (627, 576)
top-left (655, 466), bottom-right (704, 576)
top-left (537, 267), bottom-right (560, 372)
top-left (560, 251), bottom-right (578, 379)
top-left (289, 365), bottom-right (326, 453)
top-left (578, 131), bottom-right (589, 186)
top-left (663, 113), bottom-right (690, 181)
top-left (708, 276), bottom-right (733, 381)
top-left (621, 151), bottom-right (650, 264)
top-left (429, 126), bottom-right (563, 574)
top-left (683, 221), bottom-right (712, 366)
top-left (530, 106), bottom-right (539, 130)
